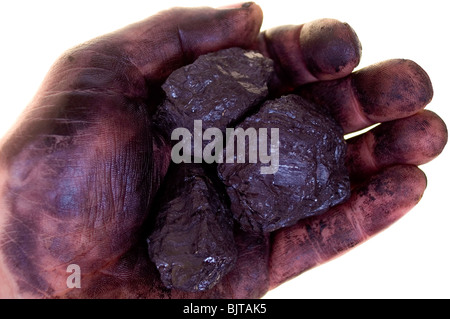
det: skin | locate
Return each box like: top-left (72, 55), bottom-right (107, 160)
top-left (0, 2), bottom-right (447, 298)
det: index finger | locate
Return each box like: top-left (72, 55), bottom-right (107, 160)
top-left (254, 18), bottom-right (362, 93)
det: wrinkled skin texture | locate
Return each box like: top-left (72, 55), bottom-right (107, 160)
top-left (0, 3), bottom-right (447, 298)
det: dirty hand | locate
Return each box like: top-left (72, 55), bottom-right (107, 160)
top-left (0, 3), bottom-right (446, 298)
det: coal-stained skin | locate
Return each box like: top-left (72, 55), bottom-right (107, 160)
top-left (345, 110), bottom-right (448, 182)
top-left (218, 94), bottom-right (350, 233)
top-left (296, 59), bottom-right (433, 134)
top-left (268, 164), bottom-right (427, 289)
top-left (256, 18), bottom-right (362, 94)
top-left (147, 163), bottom-right (237, 292)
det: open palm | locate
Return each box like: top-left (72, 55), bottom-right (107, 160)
top-left (0, 3), bottom-right (446, 298)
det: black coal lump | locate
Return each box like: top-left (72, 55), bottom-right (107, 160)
top-left (154, 47), bottom-right (274, 135)
top-left (147, 163), bottom-right (237, 292)
top-left (218, 94), bottom-right (350, 233)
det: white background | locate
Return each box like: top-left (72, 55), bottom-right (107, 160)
top-left (0, 0), bottom-right (448, 299)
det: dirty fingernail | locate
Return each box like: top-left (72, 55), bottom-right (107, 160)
top-left (218, 2), bottom-right (254, 9)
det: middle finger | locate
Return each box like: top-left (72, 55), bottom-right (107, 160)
top-left (345, 110), bottom-right (447, 182)
top-left (297, 59), bottom-right (434, 134)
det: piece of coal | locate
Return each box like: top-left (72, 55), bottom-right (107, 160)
top-left (218, 94), bottom-right (350, 233)
top-left (154, 47), bottom-right (273, 137)
top-left (147, 163), bottom-right (237, 292)
top-left (148, 47), bottom-right (274, 292)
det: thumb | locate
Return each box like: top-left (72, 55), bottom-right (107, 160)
top-left (0, 3), bottom-right (263, 298)
top-left (114, 2), bottom-right (263, 84)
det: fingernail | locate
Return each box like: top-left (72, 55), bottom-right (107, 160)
top-left (218, 2), bottom-right (254, 9)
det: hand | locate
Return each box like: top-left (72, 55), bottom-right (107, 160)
top-left (0, 2), bottom-right (446, 298)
